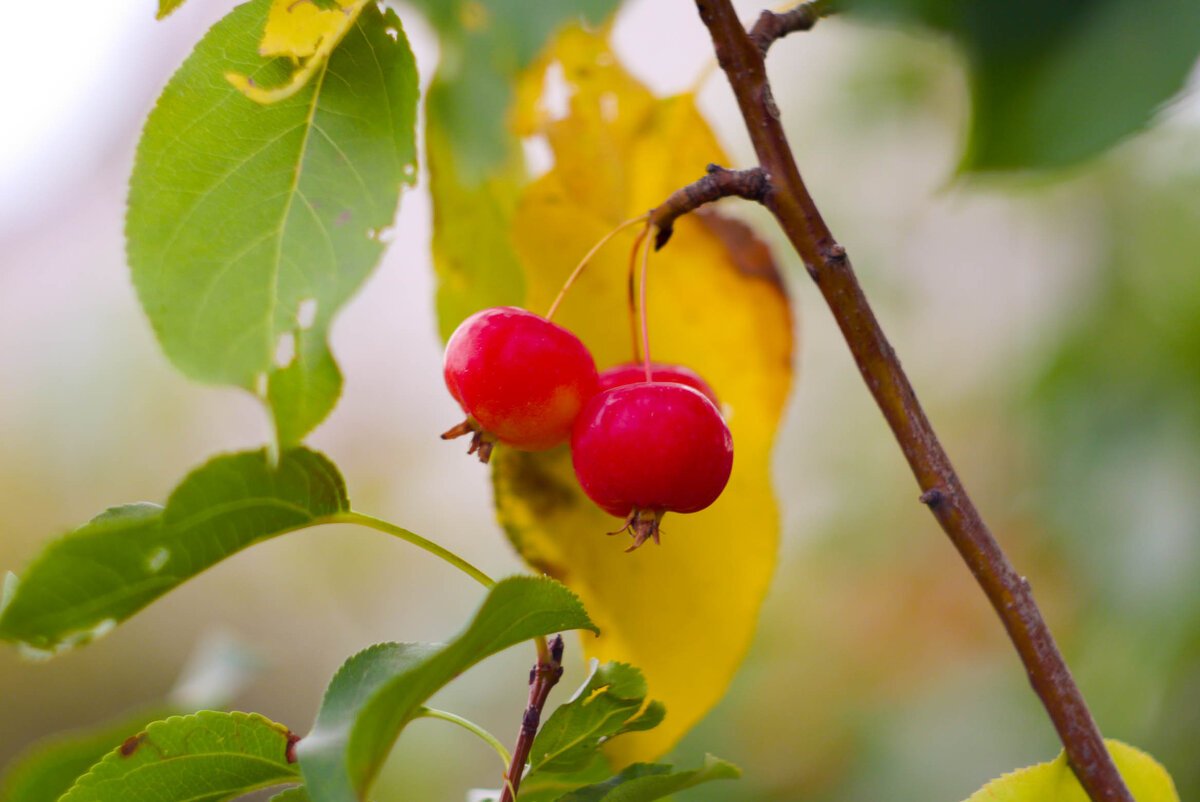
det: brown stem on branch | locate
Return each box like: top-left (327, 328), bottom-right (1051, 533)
top-left (649, 165), bottom-right (768, 249)
top-left (683, 2), bottom-right (1133, 800)
top-left (498, 634), bottom-right (564, 802)
top-left (747, 0), bottom-right (830, 55)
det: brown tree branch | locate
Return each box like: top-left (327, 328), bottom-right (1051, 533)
top-left (680, 1), bottom-right (1134, 800)
top-left (498, 634), bottom-right (564, 802)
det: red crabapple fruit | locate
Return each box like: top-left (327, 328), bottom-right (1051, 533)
top-left (598, 361), bottom-right (720, 407)
top-left (571, 382), bottom-right (733, 549)
top-left (443, 306), bottom-right (599, 462)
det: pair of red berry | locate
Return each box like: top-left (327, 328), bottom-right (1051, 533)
top-left (442, 306), bottom-right (733, 549)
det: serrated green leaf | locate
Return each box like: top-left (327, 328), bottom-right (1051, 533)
top-left (297, 577), bottom-right (597, 801)
top-left (127, 0), bottom-right (418, 446)
top-left (58, 712), bottom-right (298, 802)
top-left (846, 0), bottom-right (1200, 171)
top-left (0, 448), bottom-right (348, 655)
top-left (963, 739), bottom-right (1178, 802)
top-left (0, 706), bottom-right (175, 802)
top-left (510, 757), bottom-right (611, 802)
top-left (528, 662), bottom-right (664, 776)
top-left (557, 755), bottom-right (740, 802)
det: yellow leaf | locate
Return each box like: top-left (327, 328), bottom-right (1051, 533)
top-left (964, 740), bottom-right (1179, 802)
top-left (226, 0), bottom-right (369, 104)
top-left (494, 27), bottom-right (794, 762)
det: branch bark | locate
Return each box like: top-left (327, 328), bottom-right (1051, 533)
top-left (498, 634), bottom-right (564, 802)
top-left (681, 2), bottom-right (1133, 800)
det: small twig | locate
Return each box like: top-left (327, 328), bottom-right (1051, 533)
top-left (648, 165), bottom-right (769, 249)
top-left (498, 635), bottom-right (565, 802)
top-left (748, 0), bottom-right (830, 55)
top-left (681, 2), bottom-right (1134, 800)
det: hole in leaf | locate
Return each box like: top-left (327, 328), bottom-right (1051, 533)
top-left (541, 61), bottom-right (572, 122)
top-left (521, 135), bottom-right (554, 179)
top-left (403, 163), bottom-right (415, 177)
top-left (366, 226), bottom-right (396, 243)
top-left (274, 332), bottom-right (296, 368)
top-left (145, 547), bottom-right (170, 573)
top-left (599, 91), bottom-right (619, 123)
top-left (384, 26), bottom-right (399, 41)
top-left (297, 298), bottom-right (318, 330)
top-left (255, 372), bottom-right (268, 397)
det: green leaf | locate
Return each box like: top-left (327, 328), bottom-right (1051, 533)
top-left (297, 576), bottom-right (597, 801)
top-left (508, 758), bottom-right (610, 802)
top-left (414, 0), bottom-right (622, 339)
top-left (0, 448), bottom-right (348, 655)
top-left (269, 787), bottom-right (311, 801)
top-left (0, 706), bottom-right (175, 802)
top-left (529, 662), bottom-right (665, 775)
top-left (0, 632), bottom-right (260, 801)
top-left (426, 125), bottom-right (526, 341)
top-left (557, 755), bottom-right (741, 802)
top-left (845, 0), bottom-right (1200, 170)
top-left (963, 739), bottom-right (1178, 802)
top-left (127, 0), bottom-right (418, 445)
top-left (59, 711), bottom-right (299, 802)
top-left (412, 0), bottom-right (621, 178)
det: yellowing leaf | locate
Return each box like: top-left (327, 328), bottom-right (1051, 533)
top-left (226, 0), bottom-right (370, 104)
top-left (964, 740), bottom-right (1179, 802)
top-left (494, 27), bottom-right (793, 762)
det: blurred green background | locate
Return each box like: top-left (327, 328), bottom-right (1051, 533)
top-left (1, 1), bottom-right (1197, 800)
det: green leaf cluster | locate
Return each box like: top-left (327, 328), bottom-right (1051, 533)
top-left (503, 662), bottom-right (736, 802)
top-left (298, 577), bottom-right (596, 800)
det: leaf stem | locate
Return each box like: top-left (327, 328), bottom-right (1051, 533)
top-left (677, 2), bottom-right (1134, 800)
top-left (418, 706), bottom-right (512, 768)
top-left (328, 511), bottom-right (495, 589)
top-left (499, 634), bottom-right (565, 802)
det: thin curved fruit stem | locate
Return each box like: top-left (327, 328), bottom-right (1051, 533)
top-left (626, 225), bottom-right (652, 363)
top-left (546, 214), bottom-right (649, 321)
top-left (678, 2), bottom-right (1133, 800)
top-left (329, 511), bottom-right (495, 589)
top-left (639, 223), bottom-right (657, 382)
top-left (418, 707), bottom-right (512, 768)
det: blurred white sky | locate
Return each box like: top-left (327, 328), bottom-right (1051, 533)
top-left (0, 2), bottom-right (154, 238)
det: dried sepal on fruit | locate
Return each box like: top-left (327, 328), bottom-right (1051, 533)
top-left (570, 381), bottom-right (733, 549)
top-left (442, 306), bottom-right (599, 462)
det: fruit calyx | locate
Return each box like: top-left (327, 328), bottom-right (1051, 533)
top-left (440, 416), bottom-right (498, 463)
top-left (612, 507), bottom-right (666, 551)
top-left (571, 382), bottom-right (734, 550)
